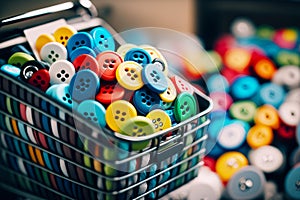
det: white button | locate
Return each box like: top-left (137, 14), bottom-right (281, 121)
top-left (49, 60), bottom-right (75, 84)
top-left (272, 65), bottom-right (300, 89)
top-left (278, 101), bottom-right (300, 126)
top-left (218, 123), bottom-right (247, 149)
top-left (285, 88), bottom-right (300, 104)
top-left (40, 42), bottom-right (67, 64)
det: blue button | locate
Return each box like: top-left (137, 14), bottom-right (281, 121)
top-left (69, 69), bottom-right (100, 103)
top-left (165, 109), bottom-right (176, 124)
top-left (66, 32), bottom-right (94, 54)
top-left (207, 74), bottom-right (229, 93)
top-left (0, 64), bottom-right (21, 78)
top-left (77, 100), bottom-right (106, 128)
top-left (69, 46), bottom-right (96, 62)
top-left (231, 76), bottom-right (259, 100)
top-left (254, 82), bottom-right (285, 108)
top-left (90, 27), bottom-right (115, 53)
top-left (285, 166), bottom-right (300, 199)
top-left (133, 87), bottom-right (161, 115)
top-left (142, 63), bottom-right (168, 93)
top-left (160, 100), bottom-right (172, 110)
top-left (124, 48), bottom-right (152, 67)
top-left (47, 84), bottom-right (78, 110)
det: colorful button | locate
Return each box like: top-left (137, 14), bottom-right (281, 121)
top-left (47, 84), bottom-right (76, 109)
top-left (28, 69), bottom-right (50, 91)
top-left (69, 46), bottom-right (96, 62)
top-left (96, 51), bottom-right (123, 81)
top-left (53, 25), bottom-right (77, 46)
top-left (253, 58), bottom-right (276, 80)
top-left (35, 34), bottom-right (56, 52)
top-left (40, 42), bottom-right (67, 64)
top-left (227, 166), bottom-right (266, 200)
top-left (285, 166), bottom-right (300, 200)
top-left (72, 54), bottom-right (100, 74)
top-left (246, 124), bottom-right (274, 149)
top-left (207, 74), bottom-right (229, 93)
top-left (275, 49), bottom-right (300, 66)
top-left (142, 63), bottom-right (168, 93)
top-left (90, 27), bottom-right (115, 53)
top-left (224, 48), bottom-right (251, 72)
top-left (277, 122), bottom-right (296, 140)
top-left (0, 64), bottom-right (21, 78)
top-left (117, 43), bottom-right (137, 58)
top-left (105, 100), bottom-right (137, 132)
top-left (254, 105), bottom-right (280, 129)
top-left (116, 61), bottom-right (144, 90)
top-left (69, 69), bottom-right (100, 102)
top-left (159, 78), bottom-right (177, 103)
top-left (77, 100), bottom-right (106, 128)
top-left (285, 88), bottom-right (300, 104)
top-left (66, 32), bottom-right (94, 53)
top-left (229, 100), bottom-right (257, 123)
top-left (95, 82), bottom-right (125, 105)
top-left (230, 76), bottom-right (259, 100)
top-left (8, 52), bottom-right (35, 68)
top-left (146, 109), bottom-right (172, 132)
top-left (272, 65), bottom-right (300, 89)
top-left (210, 92), bottom-right (233, 111)
top-left (174, 92), bottom-right (197, 122)
top-left (124, 47), bottom-right (152, 67)
top-left (248, 145), bottom-right (284, 173)
top-left (49, 60), bottom-right (75, 85)
top-left (255, 82), bottom-right (285, 108)
top-left (20, 60), bottom-right (45, 81)
top-left (171, 75), bottom-right (194, 95)
top-left (278, 101), bottom-right (300, 126)
top-left (215, 151), bottom-right (248, 182)
top-left (133, 87), bottom-right (161, 115)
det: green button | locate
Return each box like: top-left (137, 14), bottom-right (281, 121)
top-left (174, 92), bottom-right (197, 122)
top-left (229, 101), bottom-right (257, 123)
top-left (8, 52), bottom-right (35, 68)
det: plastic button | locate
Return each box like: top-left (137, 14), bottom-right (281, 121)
top-left (273, 65), bottom-right (300, 90)
top-left (174, 92), bottom-right (197, 122)
top-left (117, 43), bottom-right (137, 59)
top-left (20, 60), bottom-right (46, 81)
top-left (275, 49), bottom-right (300, 66)
top-left (229, 100), bottom-right (257, 123)
top-left (255, 83), bottom-right (285, 108)
top-left (72, 54), bottom-right (100, 74)
top-left (210, 92), bottom-right (233, 111)
top-left (90, 27), bottom-right (115, 53)
top-left (285, 88), bottom-right (300, 103)
top-left (278, 101), bottom-right (300, 126)
top-left (146, 109), bottom-right (172, 132)
top-left (40, 42), bottom-right (67, 64)
top-left (77, 100), bottom-right (106, 128)
top-left (116, 61), bottom-right (144, 90)
top-left (215, 151), bottom-right (248, 182)
top-left (96, 82), bottom-right (125, 105)
top-left (230, 76), bottom-right (259, 100)
top-left (69, 69), bottom-right (100, 102)
top-left (46, 84), bottom-right (76, 110)
top-left (224, 48), bottom-right (251, 72)
top-left (35, 34), bottom-right (56, 52)
top-left (0, 64), bottom-right (21, 78)
top-left (96, 51), bottom-right (123, 81)
top-left (171, 75), bottom-right (194, 95)
top-left (133, 87), bottom-right (161, 115)
top-left (285, 166), bottom-right (300, 200)
top-left (28, 69), bottom-right (50, 91)
top-left (253, 58), bottom-right (276, 80)
top-left (159, 78), bottom-right (177, 103)
top-left (142, 63), bottom-right (168, 93)
top-left (8, 52), bottom-right (35, 68)
top-left (124, 47), bottom-right (152, 67)
top-left (66, 32), bottom-right (94, 54)
top-left (53, 25), bottom-right (77, 46)
top-left (69, 46), bottom-right (96, 62)
top-left (246, 124), bottom-right (274, 149)
top-left (49, 60), bottom-right (75, 84)
top-left (254, 105), bottom-right (280, 129)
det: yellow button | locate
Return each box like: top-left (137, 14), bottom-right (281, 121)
top-left (159, 77), bottom-right (177, 102)
top-left (146, 109), bottom-right (172, 132)
top-left (35, 34), bottom-right (56, 52)
top-left (53, 25), bottom-right (77, 46)
top-left (224, 48), bottom-right (251, 72)
top-left (116, 61), bottom-right (144, 90)
top-left (254, 105), bottom-right (280, 129)
top-left (282, 29), bottom-right (297, 42)
top-left (105, 100), bottom-right (137, 132)
top-left (247, 124), bottom-right (274, 149)
top-left (216, 151), bottom-right (248, 182)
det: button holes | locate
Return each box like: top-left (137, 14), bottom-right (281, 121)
top-left (127, 73), bottom-right (131, 77)
top-left (86, 62), bottom-right (90, 66)
top-left (116, 110), bottom-right (120, 114)
top-left (184, 101), bottom-right (187, 106)
top-left (76, 86), bottom-right (80, 89)
top-left (109, 64), bottom-right (114, 69)
top-left (291, 112), bottom-right (295, 116)
top-left (132, 132), bottom-right (137, 136)
top-left (99, 41), bottom-right (102, 45)
top-left (167, 91), bottom-right (171, 95)
top-left (62, 97), bottom-right (67, 101)
top-left (93, 117), bottom-right (98, 122)
top-left (51, 51), bottom-right (55, 54)
top-left (186, 107), bottom-right (190, 112)
top-left (60, 36), bottom-right (63, 40)
top-left (139, 55), bottom-right (144, 59)
top-left (111, 59), bottom-right (116, 63)
top-left (33, 79), bottom-right (38, 84)
top-left (86, 79), bottom-right (90, 83)
top-left (120, 118), bottom-right (125, 121)
top-left (52, 58), bottom-right (56, 62)
top-left (159, 122), bottom-right (163, 127)
top-left (242, 84), bottom-right (248, 89)
top-left (81, 82), bottom-right (85, 86)
top-left (36, 75), bottom-right (41, 80)
top-left (80, 78), bottom-right (84, 82)
top-left (185, 87), bottom-right (188, 90)
top-left (81, 40), bottom-right (85, 44)
top-left (61, 78), bottom-right (66, 82)
top-left (48, 55), bottom-right (52, 59)
top-left (100, 35), bottom-right (104, 38)
top-left (72, 47), bottom-right (76, 51)
top-left (61, 70), bottom-right (65, 74)
top-left (87, 117), bottom-right (91, 121)
top-left (130, 69), bottom-right (135, 73)
top-left (104, 44), bottom-right (108, 48)
top-left (75, 41), bottom-right (80, 45)
top-left (134, 74), bottom-right (138, 78)
top-left (150, 98), bottom-right (155, 102)
top-left (182, 111), bottom-right (186, 115)
top-left (141, 133), bottom-right (147, 136)
top-left (41, 80), bottom-right (46, 85)
top-left (153, 79), bottom-right (158, 83)
top-left (104, 59), bottom-right (110, 64)
top-left (138, 128), bottom-right (143, 133)
top-left (109, 91), bottom-right (113, 94)
top-left (153, 71), bottom-right (157, 74)
top-left (180, 105), bottom-right (184, 109)
top-left (150, 73), bottom-right (155, 77)
top-left (57, 74), bottom-right (61, 78)
top-left (85, 84), bottom-right (89, 88)
top-left (133, 126), bottom-right (138, 130)
top-left (103, 64), bottom-right (108, 68)
top-left (121, 112), bottom-right (126, 116)
top-left (103, 91), bottom-right (107, 94)
top-left (142, 99), bottom-right (146, 103)
top-left (125, 68), bottom-right (129, 72)
top-left (157, 118), bottom-right (161, 122)
top-left (55, 54), bottom-right (59, 58)
top-left (152, 119), bottom-right (156, 123)
top-left (90, 113), bottom-right (95, 116)
top-left (145, 96), bottom-right (150, 100)
top-left (68, 100), bottom-right (72, 104)
top-left (65, 36), bottom-right (68, 40)
top-left (115, 116), bottom-right (119, 120)
top-left (146, 102), bottom-right (151, 106)
top-left (131, 77), bottom-right (135, 81)
top-left (80, 88), bottom-right (85, 92)
top-left (155, 124), bottom-right (158, 129)
top-left (137, 60), bottom-right (143, 64)
top-left (62, 42), bottom-right (65, 45)
top-left (65, 74), bottom-right (69, 78)
top-left (141, 93), bottom-right (145, 97)
top-left (133, 54), bottom-right (138, 58)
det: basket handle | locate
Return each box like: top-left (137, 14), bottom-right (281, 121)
top-left (0, 0), bottom-right (98, 28)
top-left (155, 141), bottom-right (184, 163)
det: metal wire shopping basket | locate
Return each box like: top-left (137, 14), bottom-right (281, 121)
top-left (0, 1), bottom-right (213, 199)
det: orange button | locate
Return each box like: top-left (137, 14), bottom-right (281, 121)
top-left (254, 105), bottom-right (280, 129)
top-left (247, 124), bottom-right (274, 149)
top-left (253, 58), bottom-right (276, 80)
top-left (224, 48), bottom-right (251, 72)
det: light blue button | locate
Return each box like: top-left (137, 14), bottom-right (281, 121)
top-left (0, 64), bottom-right (21, 78)
top-left (66, 32), bottom-right (94, 54)
top-left (207, 74), bottom-right (229, 93)
top-left (231, 76), bottom-right (259, 100)
top-left (90, 27), bottom-right (115, 53)
top-left (142, 63), bottom-right (168, 93)
top-left (69, 46), bottom-right (96, 62)
top-left (77, 100), bottom-right (106, 128)
top-left (254, 82), bottom-right (285, 108)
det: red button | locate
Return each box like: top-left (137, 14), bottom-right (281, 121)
top-left (96, 82), bottom-right (125, 105)
top-left (72, 54), bottom-right (100, 75)
top-left (170, 75), bottom-right (194, 94)
top-left (96, 51), bottom-right (123, 81)
top-left (203, 156), bottom-right (216, 172)
top-left (28, 69), bottom-right (50, 91)
top-left (277, 122), bottom-right (296, 140)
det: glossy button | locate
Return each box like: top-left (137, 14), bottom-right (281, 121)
top-left (49, 60), bottom-right (75, 84)
top-left (215, 151), bottom-right (248, 182)
top-left (146, 109), bottom-right (172, 132)
top-left (278, 101), bottom-right (300, 126)
top-left (35, 34), bottom-right (56, 52)
top-left (246, 124), bottom-right (274, 149)
top-left (227, 166), bottom-right (266, 200)
top-left (230, 76), bottom-right (259, 100)
top-left (272, 65), bottom-right (300, 89)
top-left (275, 49), bottom-right (300, 66)
top-left (229, 101), bottom-right (257, 123)
top-left (77, 100), bottom-right (106, 128)
top-left (96, 51), bottom-right (123, 81)
top-left (53, 25), bottom-right (77, 46)
top-left (20, 60), bottom-right (46, 81)
top-left (90, 27), bottom-right (115, 52)
top-left (254, 105), bottom-right (280, 129)
top-left (285, 166), bottom-right (300, 200)
top-left (142, 63), bottom-right (168, 93)
top-left (46, 84), bottom-right (76, 109)
top-left (105, 100), bottom-right (137, 132)
top-left (96, 82), bottom-right (125, 105)
top-left (249, 145), bottom-right (284, 173)
top-left (69, 69), bottom-right (100, 102)
top-left (253, 58), bottom-right (276, 80)
top-left (116, 61), bottom-right (144, 90)
top-left (66, 32), bottom-right (94, 54)
top-left (224, 48), bottom-right (251, 72)
top-left (171, 75), bottom-right (194, 95)
top-left (256, 83), bottom-right (285, 108)
top-left (69, 46), bottom-right (96, 62)
top-left (0, 64), bottom-right (21, 78)
top-left (124, 47), bottom-right (152, 67)
top-left (133, 87), bottom-right (161, 115)
top-left (28, 69), bottom-right (50, 91)
top-left (72, 54), bottom-right (100, 74)
top-left (8, 52), bottom-right (35, 68)
top-left (174, 92), bottom-right (197, 122)
top-left (117, 43), bottom-right (137, 58)
top-left (159, 78), bottom-right (177, 103)
top-left (40, 42), bottom-right (67, 64)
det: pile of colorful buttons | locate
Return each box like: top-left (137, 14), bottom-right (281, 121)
top-left (1, 25), bottom-right (200, 151)
top-left (198, 22), bottom-right (300, 199)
